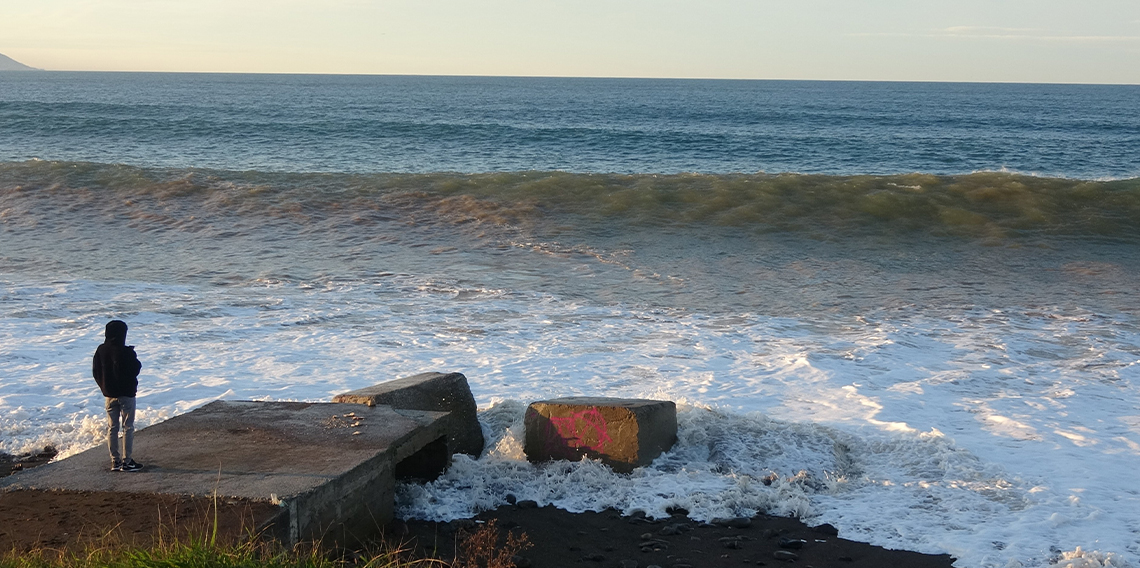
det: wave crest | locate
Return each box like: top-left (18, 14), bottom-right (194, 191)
top-left (3, 161), bottom-right (1138, 242)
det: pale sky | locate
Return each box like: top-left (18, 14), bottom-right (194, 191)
top-left (2, 0), bottom-right (1139, 83)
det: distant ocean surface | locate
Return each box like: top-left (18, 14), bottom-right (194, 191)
top-left (2, 73), bottom-right (1139, 177)
top-left (2, 73), bottom-right (1139, 568)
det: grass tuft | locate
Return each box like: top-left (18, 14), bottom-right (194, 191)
top-left (454, 520), bottom-right (531, 568)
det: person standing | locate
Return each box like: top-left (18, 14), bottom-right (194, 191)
top-left (92, 320), bottom-right (143, 472)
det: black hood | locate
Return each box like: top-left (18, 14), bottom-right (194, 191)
top-left (104, 320), bottom-right (128, 345)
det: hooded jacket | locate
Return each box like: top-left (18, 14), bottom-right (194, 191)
top-left (92, 320), bottom-right (141, 398)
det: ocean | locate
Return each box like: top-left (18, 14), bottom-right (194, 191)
top-left (1, 72), bottom-right (1138, 567)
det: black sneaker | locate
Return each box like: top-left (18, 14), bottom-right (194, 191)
top-left (110, 460), bottom-right (123, 472)
top-left (121, 459), bottom-right (143, 472)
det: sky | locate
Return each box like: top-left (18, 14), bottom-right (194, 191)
top-left (1, 0), bottom-right (1139, 83)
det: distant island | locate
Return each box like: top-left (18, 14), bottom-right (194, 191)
top-left (0, 53), bottom-right (39, 71)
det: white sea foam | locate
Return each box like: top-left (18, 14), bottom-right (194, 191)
top-left (1, 273), bottom-right (1138, 567)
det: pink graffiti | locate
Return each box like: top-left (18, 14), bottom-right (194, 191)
top-left (541, 407), bottom-right (613, 458)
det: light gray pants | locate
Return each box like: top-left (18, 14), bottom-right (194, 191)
top-left (105, 396), bottom-right (136, 463)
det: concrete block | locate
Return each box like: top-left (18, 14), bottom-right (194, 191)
top-left (2, 400), bottom-right (450, 546)
top-left (524, 397), bottom-right (677, 473)
top-left (334, 372), bottom-right (484, 457)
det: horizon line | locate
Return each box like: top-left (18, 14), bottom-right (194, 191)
top-left (3, 68), bottom-right (1139, 87)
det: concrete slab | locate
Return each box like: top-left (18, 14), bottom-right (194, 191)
top-left (0, 489), bottom-right (282, 553)
top-left (1, 400), bottom-right (449, 545)
top-left (334, 372), bottom-right (485, 457)
top-left (524, 397), bottom-right (677, 474)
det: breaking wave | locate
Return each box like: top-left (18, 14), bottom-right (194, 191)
top-left (3, 161), bottom-right (1139, 243)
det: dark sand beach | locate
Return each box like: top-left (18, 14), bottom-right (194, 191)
top-left (396, 504), bottom-right (956, 568)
